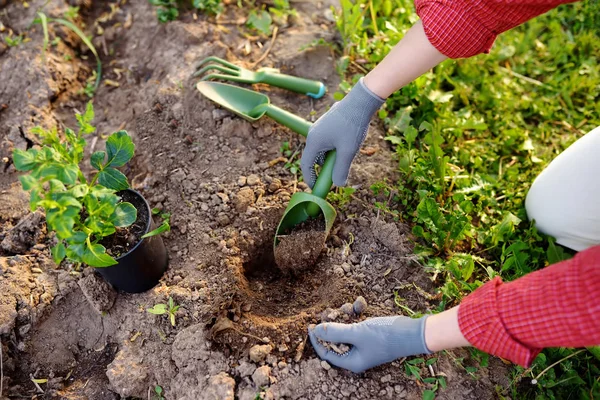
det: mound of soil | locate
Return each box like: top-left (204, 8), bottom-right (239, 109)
top-left (274, 217), bottom-right (327, 273)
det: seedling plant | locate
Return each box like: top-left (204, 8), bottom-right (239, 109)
top-left (147, 297), bottom-right (180, 326)
top-left (13, 103), bottom-right (138, 268)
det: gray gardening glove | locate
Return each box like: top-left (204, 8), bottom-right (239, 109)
top-left (300, 78), bottom-right (385, 188)
top-left (308, 316), bottom-right (431, 373)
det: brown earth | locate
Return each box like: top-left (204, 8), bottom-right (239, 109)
top-left (274, 217), bottom-right (327, 274)
top-left (0, 0), bottom-right (512, 399)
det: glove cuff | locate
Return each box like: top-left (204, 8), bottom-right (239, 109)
top-left (388, 315), bottom-right (432, 359)
top-left (338, 78), bottom-right (385, 122)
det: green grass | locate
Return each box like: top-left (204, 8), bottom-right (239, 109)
top-left (331, 0), bottom-right (600, 398)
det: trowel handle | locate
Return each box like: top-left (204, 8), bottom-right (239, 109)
top-left (259, 71), bottom-right (327, 99)
top-left (264, 105), bottom-right (312, 137)
top-left (264, 105), bottom-right (335, 202)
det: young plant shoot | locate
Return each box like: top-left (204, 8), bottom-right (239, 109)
top-left (13, 102), bottom-right (137, 268)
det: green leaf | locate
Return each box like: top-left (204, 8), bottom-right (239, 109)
top-left (46, 209), bottom-right (76, 239)
top-left (105, 131), bottom-right (134, 168)
top-left (546, 238), bottom-right (572, 264)
top-left (13, 149), bottom-right (37, 171)
top-left (422, 389), bottom-right (436, 400)
top-left (425, 358), bottom-right (438, 366)
top-left (97, 168), bottom-right (129, 191)
top-left (19, 175), bottom-right (39, 191)
top-left (82, 242), bottom-right (118, 267)
top-left (70, 184), bottom-right (88, 197)
top-left (51, 243), bottom-right (66, 264)
top-left (91, 151), bottom-right (106, 170)
top-left (155, 386), bottom-right (163, 395)
top-left (141, 221), bottom-right (170, 239)
top-left (247, 10), bottom-right (272, 35)
top-left (147, 304), bottom-right (167, 314)
top-left (57, 164), bottom-right (79, 185)
top-left (408, 357), bottom-right (425, 365)
top-left (111, 202), bottom-right (137, 227)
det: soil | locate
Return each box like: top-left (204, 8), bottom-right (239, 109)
top-left (274, 217), bottom-right (326, 273)
top-left (99, 190), bottom-right (149, 258)
top-left (0, 0), bottom-right (513, 399)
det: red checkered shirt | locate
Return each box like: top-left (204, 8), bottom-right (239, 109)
top-left (458, 245), bottom-right (600, 366)
top-left (415, 0), bottom-right (579, 58)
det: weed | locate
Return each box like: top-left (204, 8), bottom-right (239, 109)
top-left (147, 297), bottom-right (180, 326)
top-left (144, 208), bottom-right (171, 238)
top-left (279, 141), bottom-right (301, 176)
top-left (4, 33), bottom-right (26, 47)
top-left (326, 187), bottom-right (356, 209)
top-left (405, 357), bottom-right (447, 399)
top-left (13, 103), bottom-right (139, 267)
top-left (154, 385), bottom-right (165, 400)
top-left (149, 0), bottom-right (223, 23)
top-left (35, 12), bottom-right (102, 94)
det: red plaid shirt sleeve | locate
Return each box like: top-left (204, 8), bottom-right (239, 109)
top-left (458, 245), bottom-right (600, 367)
top-left (414, 0), bottom-right (579, 58)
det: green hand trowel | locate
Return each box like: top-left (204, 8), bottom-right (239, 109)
top-left (196, 81), bottom-right (336, 267)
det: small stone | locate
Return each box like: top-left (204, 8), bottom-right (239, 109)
top-left (247, 174), bottom-right (261, 186)
top-left (238, 176), bottom-right (247, 186)
top-left (217, 213), bottom-right (230, 226)
top-left (320, 361), bottom-right (331, 370)
top-left (236, 361), bottom-right (256, 378)
top-left (205, 372), bottom-right (235, 400)
top-left (353, 296), bottom-right (367, 315)
top-left (278, 344), bottom-right (288, 352)
top-left (321, 308), bottom-right (340, 322)
top-left (341, 263), bottom-right (353, 273)
top-left (340, 303), bottom-right (354, 316)
top-left (234, 187), bottom-right (255, 213)
top-left (277, 361), bottom-right (287, 369)
top-left (249, 344), bottom-right (272, 363)
top-left (252, 365), bottom-right (271, 387)
top-left (213, 109), bottom-right (230, 121)
top-left (380, 374), bottom-right (392, 383)
top-left (333, 267), bottom-right (345, 277)
top-left (268, 179), bottom-right (282, 192)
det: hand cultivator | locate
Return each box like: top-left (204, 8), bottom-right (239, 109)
top-left (194, 56), bottom-right (327, 99)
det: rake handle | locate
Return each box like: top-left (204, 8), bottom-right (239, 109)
top-left (264, 105), bottom-right (334, 203)
top-left (259, 71), bottom-right (327, 99)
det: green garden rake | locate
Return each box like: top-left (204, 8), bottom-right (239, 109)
top-left (194, 56), bottom-right (327, 99)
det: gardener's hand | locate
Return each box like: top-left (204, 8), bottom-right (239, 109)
top-left (308, 316), bottom-right (430, 373)
top-left (300, 78), bottom-right (384, 188)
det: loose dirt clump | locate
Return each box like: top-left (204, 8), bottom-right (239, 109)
top-left (274, 217), bottom-right (327, 273)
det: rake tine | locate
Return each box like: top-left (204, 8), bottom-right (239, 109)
top-left (193, 64), bottom-right (240, 78)
top-left (199, 73), bottom-right (249, 83)
top-left (195, 56), bottom-right (240, 71)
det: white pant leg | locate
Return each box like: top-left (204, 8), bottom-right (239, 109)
top-left (525, 126), bottom-right (600, 251)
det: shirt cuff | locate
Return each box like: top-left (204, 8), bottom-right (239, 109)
top-left (415, 0), bottom-right (497, 59)
top-left (458, 277), bottom-right (542, 367)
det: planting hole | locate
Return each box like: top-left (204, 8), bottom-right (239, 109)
top-left (240, 239), bottom-right (344, 318)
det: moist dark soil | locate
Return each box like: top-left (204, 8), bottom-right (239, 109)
top-left (0, 0), bottom-right (513, 398)
top-left (99, 190), bottom-right (149, 258)
top-left (274, 217), bottom-right (326, 273)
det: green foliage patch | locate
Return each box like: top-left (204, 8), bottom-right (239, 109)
top-left (332, 0), bottom-right (600, 398)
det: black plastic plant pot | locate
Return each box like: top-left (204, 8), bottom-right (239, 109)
top-left (96, 189), bottom-right (168, 293)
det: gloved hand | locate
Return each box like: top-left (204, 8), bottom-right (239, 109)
top-left (300, 78), bottom-right (385, 188)
top-left (308, 316), bottom-right (430, 373)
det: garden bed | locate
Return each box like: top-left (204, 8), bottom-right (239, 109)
top-left (0, 0), bottom-right (510, 398)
